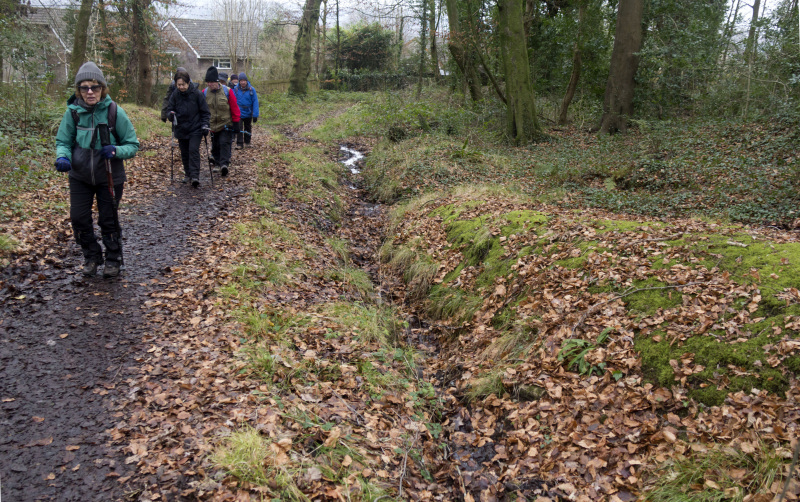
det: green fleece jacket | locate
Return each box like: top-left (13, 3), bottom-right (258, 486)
top-left (55, 95), bottom-right (139, 186)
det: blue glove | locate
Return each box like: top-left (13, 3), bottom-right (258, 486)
top-left (101, 145), bottom-right (116, 159)
top-left (55, 157), bottom-right (71, 172)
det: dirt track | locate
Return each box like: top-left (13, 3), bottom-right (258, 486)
top-left (0, 144), bottom-right (252, 501)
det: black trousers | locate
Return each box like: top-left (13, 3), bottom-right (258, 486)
top-left (237, 117), bottom-right (252, 146)
top-left (69, 177), bottom-right (123, 264)
top-left (211, 129), bottom-right (232, 167)
top-left (178, 135), bottom-right (202, 178)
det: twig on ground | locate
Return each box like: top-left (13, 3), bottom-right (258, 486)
top-left (778, 439), bottom-right (800, 502)
top-left (571, 281), bottom-right (712, 336)
top-left (331, 388), bottom-right (365, 425)
top-left (398, 430), bottom-right (419, 499)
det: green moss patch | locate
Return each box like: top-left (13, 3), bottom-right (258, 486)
top-left (593, 219), bottom-right (663, 234)
top-left (624, 278), bottom-right (684, 315)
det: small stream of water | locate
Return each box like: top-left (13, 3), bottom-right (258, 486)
top-left (339, 145), bottom-right (364, 174)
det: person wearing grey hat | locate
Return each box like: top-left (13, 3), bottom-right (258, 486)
top-left (54, 61), bottom-right (140, 278)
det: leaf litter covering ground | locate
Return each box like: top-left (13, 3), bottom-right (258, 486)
top-left (381, 192), bottom-right (800, 501)
top-left (0, 132), bottom-right (233, 501)
top-left (2, 123), bottom-right (800, 502)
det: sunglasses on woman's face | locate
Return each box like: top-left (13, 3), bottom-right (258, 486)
top-left (79, 85), bottom-right (102, 93)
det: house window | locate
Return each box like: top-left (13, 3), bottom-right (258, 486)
top-left (213, 59), bottom-right (232, 70)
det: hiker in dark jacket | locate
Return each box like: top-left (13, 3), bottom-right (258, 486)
top-left (233, 72), bottom-right (259, 149)
top-left (54, 62), bottom-right (140, 278)
top-left (202, 66), bottom-right (240, 177)
top-left (167, 70), bottom-right (210, 187)
top-left (228, 74), bottom-right (238, 89)
top-left (160, 66), bottom-right (189, 122)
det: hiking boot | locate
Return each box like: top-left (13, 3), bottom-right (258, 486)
top-left (235, 144), bottom-right (243, 150)
top-left (191, 178), bottom-right (200, 188)
top-left (103, 261), bottom-right (120, 278)
top-left (182, 176), bottom-right (190, 184)
top-left (211, 166), bottom-right (220, 174)
top-left (82, 260), bottom-right (99, 277)
top-left (220, 165), bottom-right (229, 176)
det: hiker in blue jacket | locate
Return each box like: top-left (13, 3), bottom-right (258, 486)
top-left (233, 72), bottom-right (259, 149)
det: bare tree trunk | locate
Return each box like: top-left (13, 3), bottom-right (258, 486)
top-left (720, 0), bottom-right (741, 66)
top-left (558, 1), bottom-right (585, 125)
top-left (744, 0), bottom-right (762, 65)
top-left (71, 0), bottom-right (93, 77)
top-left (335, 0), bottom-right (340, 88)
top-left (444, 0), bottom-right (481, 102)
top-left (558, 2), bottom-right (586, 125)
top-left (97, 0), bottom-right (119, 71)
top-left (430, 0), bottom-right (441, 81)
top-left (599, 0), bottom-right (643, 134)
top-left (131, 0), bottom-right (153, 105)
top-left (498, 0), bottom-right (538, 144)
top-left (289, 0), bottom-right (323, 95)
top-left (315, 1), bottom-right (325, 78)
top-left (416, 0), bottom-right (427, 98)
top-left (396, 8), bottom-right (403, 69)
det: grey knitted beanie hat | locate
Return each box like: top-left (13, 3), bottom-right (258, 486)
top-left (74, 62), bottom-right (106, 86)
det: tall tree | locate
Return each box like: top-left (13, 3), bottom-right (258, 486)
top-left (214, 0), bottom-right (266, 74)
top-left (429, 0), bottom-right (441, 81)
top-left (558, 1), bottom-right (586, 125)
top-left (130, 0), bottom-right (153, 105)
top-left (599, 0), bottom-right (643, 134)
top-left (443, 0), bottom-right (481, 101)
top-left (720, 0), bottom-right (741, 66)
top-left (744, 0), bottom-right (763, 65)
top-left (70, 0), bottom-right (94, 77)
top-left (416, 0), bottom-right (428, 98)
top-left (96, 0), bottom-right (120, 72)
top-left (497, 0), bottom-right (538, 144)
top-left (289, 0), bottom-right (323, 95)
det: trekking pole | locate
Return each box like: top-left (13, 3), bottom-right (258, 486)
top-left (97, 123), bottom-right (123, 266)
top-left (203, 133), bottom-right (214, 188)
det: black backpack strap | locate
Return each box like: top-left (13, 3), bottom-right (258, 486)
top-left (70, 102), bottom-right (119, 144)
top-left (108, 101), bottom-right (119, 144)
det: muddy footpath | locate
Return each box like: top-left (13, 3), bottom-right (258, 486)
top-left (0, 137), bottom-right (254, 501)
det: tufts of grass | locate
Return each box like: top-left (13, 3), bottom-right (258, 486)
top-left (426, 285), bottom-right (482, 323)
top-left (0, 233), bottom-right (19, 253)
top-left (644, 442), bottom-right (791, 501)
top-left (467, 372), bottom-right (505, 402)
top-left (327, 265), bottom-right (374, 299)
top-left (211, 426), bottom-right (274, 486)
top-left (326, 237), bottom-right (351, 264)
top-left (212, 427), bottom-right (309, 501)
top-left (326, 302), bottom-right (405, 346)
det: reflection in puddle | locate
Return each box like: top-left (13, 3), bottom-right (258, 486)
top-left (340, 146), bottom-right (364, 174)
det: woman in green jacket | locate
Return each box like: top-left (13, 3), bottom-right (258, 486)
top-left (55, 62), bottom-right (140, 278)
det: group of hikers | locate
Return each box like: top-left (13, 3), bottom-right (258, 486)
top-left (160, 66), bottom-right (260, 187)
top-left (54, 62), bottom-right (259, 278)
